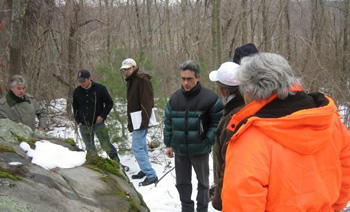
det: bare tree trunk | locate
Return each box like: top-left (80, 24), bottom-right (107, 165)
top-left (104, 0), bottom-right (112, 63)
top-left (343, 0), bottom-right (350, 126)
top-left (180, 0), bottom-right (190, 57)
top-left (211, 0), bottom-right (222, 183)
top-left (343, 0), bottom-right (349, 76)
top-left (250, 0), bottom-right (255, 43)
top-left (211, 0), bottom-right (222, 69)
top-left (262, 0), bottom-right (271, 51)
top-left (285, 0), bottom-right (291, 60)
top-left (278, 0), bottom-right (284, 52)
top-left (311, 0), bottom-right (325, 57)
top-left (241, 0), bottom-right (248, 44)
top-left (134, 0), bottom-right (143, 49)
top-left (307, 0), bottom-right (325, 92)
top-left (9, 0), bottom-right (27, 76)
top-left (66, 0), bottom-right (79, 116)
top-left (146, 0), bottom-right (153, 52)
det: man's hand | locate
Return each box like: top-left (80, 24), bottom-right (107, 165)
top-left (37, 127), bottom-right (45, 131)
top-left (96, 116), bottom-right (104, 123)
top-left (166, 147), bottom-right (174, 158)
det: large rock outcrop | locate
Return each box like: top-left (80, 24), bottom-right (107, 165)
top-left (0, 118), bottom-right (149, 212)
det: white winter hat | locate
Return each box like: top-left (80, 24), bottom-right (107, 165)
top-left (120, 58), bottom-right (137, 70)
top-left (209, 62), bottom-right (240, 86)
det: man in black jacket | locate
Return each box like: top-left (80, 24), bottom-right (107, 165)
top-left (73, 69), bottom-right (127, 170)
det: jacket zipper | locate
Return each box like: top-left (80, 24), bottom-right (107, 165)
top-left (185, 110), bottom-right (189, 155)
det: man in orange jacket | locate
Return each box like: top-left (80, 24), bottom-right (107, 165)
top-left (222, 53), bottom-right (350, 212)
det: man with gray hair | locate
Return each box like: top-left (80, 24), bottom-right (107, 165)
top-left (164, 60), bottom-right (223, 212)
top-left (0, 75), bottom-right (47, 131)
top-left (222, 53), bottom-right (350, 211)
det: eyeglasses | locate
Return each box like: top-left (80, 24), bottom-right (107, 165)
top-left (181, 77), bottom-right (195, 82)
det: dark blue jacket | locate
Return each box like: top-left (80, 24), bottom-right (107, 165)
top-left (164, 83), bottom-right (223, 156)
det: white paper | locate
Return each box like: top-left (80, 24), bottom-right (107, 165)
top-left (130, 108), bottom-right (158, 130)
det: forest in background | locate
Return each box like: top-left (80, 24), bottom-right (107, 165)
top-left (0, 0), bottom-right (349, 128)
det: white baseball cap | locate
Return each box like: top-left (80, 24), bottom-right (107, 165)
top-left (120, 58), bottom-right (137, 70)
top-left (209, 62), bottom-right (240, 86)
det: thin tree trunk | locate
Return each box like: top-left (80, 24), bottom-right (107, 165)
top-left (66, 0), bottom-right (79, 116)
top-left (9, 0), bottom-right (27, 76)
top-left (134, 0), bottom-right (143, 49)
top-left (278, 0), bottom-right (284, 52)
top-left (285, 0), bottom-right (291, 60)
top-left (146, 0), bottom-right (153, 52)
top-left (241, 0), bottom-right (248, 44)
top-left (211, 0), bottom-right (222, 69)
top-left (262, 0), bottom-right (271, 51)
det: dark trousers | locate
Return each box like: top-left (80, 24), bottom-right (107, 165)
top-left (175, 153), bottom-right (209, 212)
top-left (79, 122), bottom-right (120, 161)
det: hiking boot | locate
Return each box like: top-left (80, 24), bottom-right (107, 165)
top-left (132, 171), bottom-right (146, 179)
top-left (139, 176), bottom-right (158, 186)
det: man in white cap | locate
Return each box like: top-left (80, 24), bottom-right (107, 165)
top-left (209, 62), bottom-right (245, 210)
top-left (120, 58), bottom-right (158, 186)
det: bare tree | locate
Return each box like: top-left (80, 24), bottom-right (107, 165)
top-left (8, 0), bottom-right (27, 76)
top-left (241, 0), bottom-right (248, 44)
top-left (211, 0), bottom-right (222, 69)
top-left (262, 0), bottom-right (271, 51)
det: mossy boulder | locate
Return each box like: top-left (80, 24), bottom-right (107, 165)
top-left (0, 119), bottom-right (149, 212)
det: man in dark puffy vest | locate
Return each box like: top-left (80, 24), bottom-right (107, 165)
top-left (164, 60), bottom-right (223, 212)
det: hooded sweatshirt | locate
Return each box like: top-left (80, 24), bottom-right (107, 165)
top-left (222, 92), bottom-right (350, 212)
top-left (125, 68), bottom-right (154, 132)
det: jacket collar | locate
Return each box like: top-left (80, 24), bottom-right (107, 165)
top-left (182, 82), bottom-right (201, 98)
top-left (6, 91), bottom-right (28, 107)
top-left (223, 92), bottom-right (245, 116)
top-left (125, 68), bottom-right (139, 81)
top-left (227, 86), bottom-right (303, 132)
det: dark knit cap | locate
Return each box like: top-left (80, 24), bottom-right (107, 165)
top-left (232, 43), bottom-right (259, 64)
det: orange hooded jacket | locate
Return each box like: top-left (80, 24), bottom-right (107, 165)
top-left (222, 93), bottom-right (350, 212)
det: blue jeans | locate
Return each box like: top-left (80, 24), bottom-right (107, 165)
top-left (132, 129), bottom-right (157, 178)
top-left (79, 122), bottom-right (119, 162)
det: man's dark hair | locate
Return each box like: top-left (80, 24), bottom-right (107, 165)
top-left (179, 60), bottom-right (201, 77)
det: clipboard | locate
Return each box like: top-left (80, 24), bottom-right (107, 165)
top-left (130, 108), bottom-right (158, 130)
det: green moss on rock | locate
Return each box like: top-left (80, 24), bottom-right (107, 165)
top-left (0, 167), bottom-right (22, 181)
top-left (101, 175), bottom-right (142, 212)
top-left (84, 151), bottom-right (125, 179)
top-left (0, 145), bottom-right (15, 153)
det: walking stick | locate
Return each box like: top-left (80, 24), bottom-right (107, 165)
top-left (155, 166), bottom-right (175, 187)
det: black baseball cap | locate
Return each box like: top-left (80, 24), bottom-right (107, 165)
top-left (76, 69), bottom-right (91, 82)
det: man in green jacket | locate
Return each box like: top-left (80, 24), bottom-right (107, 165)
top-left (0, 75), bottom-right (47, 131)
top-left (164, 60), bottom-right (223, 212)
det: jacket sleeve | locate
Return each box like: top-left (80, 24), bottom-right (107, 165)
top-left (33, 98), bottom-right (48, 128)
top-left (72, 89), bottom-right (80, 123)
top-left (222, 128), bottom-right (270, 211)
top-left (99, 85), bottom-right (113, 120)
top-left (0, 98), bottom-right (8, 119)
top-left (163, 101), bottom-right (172, 147)
top-left (139, 77), bottom-right (154, 128)
top-left (204, 97), bottom-right (223, 146)
top-left (332, 120), bottom-right (350, 211)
